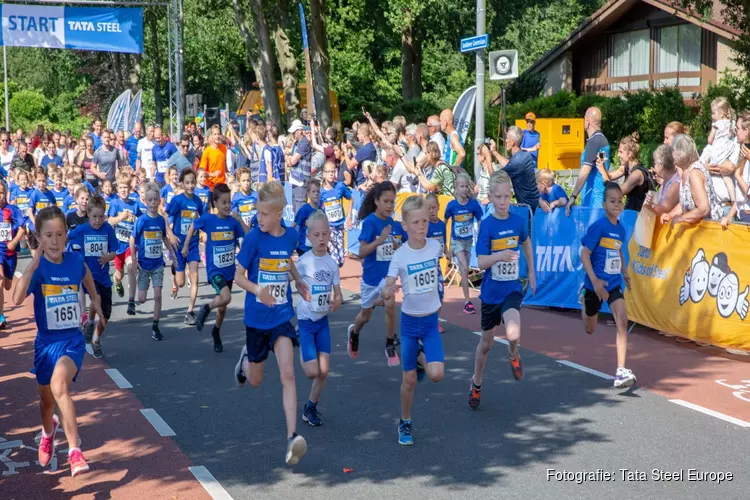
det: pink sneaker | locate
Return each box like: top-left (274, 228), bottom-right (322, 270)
top-left (38, 414), bottom-right (60, 467)
top-left (69, 448), bottom-right (89, 477)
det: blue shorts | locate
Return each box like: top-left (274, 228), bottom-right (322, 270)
top-left (401, 312), bottom-right (444, 372)
top-left (175, 245), bottom-right (200, 272)
top-left (0, 253), bottom-right (17, 279)
top-left (438, 267), bottom-right (444, 303)
top-left (298, 317), bottom-right (331, 362)
top-left (32, 334), bottom-right (85, 386)
top-left (245, 321), bottom-right (298, 364)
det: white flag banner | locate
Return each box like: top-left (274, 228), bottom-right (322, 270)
top-left (452, 85), bottom-right (477, 145)
top-left (107, 89), bottom-right (131, 132)
top-left (126, 90), bottom-right (142, 134)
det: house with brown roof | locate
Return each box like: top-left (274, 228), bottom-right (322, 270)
top-left (525, 0), bottom-right (741, 99)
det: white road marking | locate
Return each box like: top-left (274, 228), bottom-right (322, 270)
top-left (189, 466), bottom-right (234, 500)
top-left (556, 360), bottom-right (615, 380)
top-left (139, 409), bottom-right (176, 436)
top-left (472, 331), bottom-right (509, 345)
top-left (105, 368), bottom-right (133, 389)
top-left (669, 399), bottom-right (750, 428)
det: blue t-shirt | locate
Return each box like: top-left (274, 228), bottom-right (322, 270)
top-left (294, 203), bottom-right (317, 252)
top-left (40, 155), bottom-right (64, 168)
top-left (580, 131), bottom-right (610, 207)
top-left (10, 186), bottom-right (33, 212)
top-left (63, 195), bottom-right (76, 214)
top-left (28, 252), bottom-right (87, 340)
top-left (0, 203), bottom-right (25, 256)
top-left (477, 213), bottom-right (528, 305)
top-left (90, 132), bottom-right (102, 150)
top-left (166, 193), bottom-right (204, 249)
top-left (354, 142), bottom-right (377, 186)
top-left (193, 213), bottom-right (244, 281)
top-left (236, 226), bottom-right (298, 329)
top-left (232, 191), bottom-right (257, 226)
top-left (160, 184), bottom-right (177, 206)
top-left (359, 213), bottom-right (407, 286)
top-left (319, 182), bottom-right (351, 227)
top-left (125, 135), bottom-right (139, 169)
top-left (83, 180), bottom-right (96, 194)
top-left (50, 188), bottom-right (69, 208)
top-left (133, 213), bottom-right (168, 271)
top-left (444, 198), bottom-right (483, 241)
top-left (520, 129), bottom-right (540, 165)
top-left (194, 186), bottom-right (212, 213)
top-left (541, 184), bottom-right (569, 204)
top-left (30, 188), bottom-right (57, 215)
top-left (152, 141), bottom-right (178, 184)
top-left (68, 222), bottom-right (118, 286)
top-left (581, 217), bottom-right (626, 292)
top-left (427, 219), bottom-right (447, 255)
top-left (104, 193), bottom-right (117, 214)
top-left (505, 151), bottom-right (540, 210)
top-left (107, 196), bottom-right (144, 254)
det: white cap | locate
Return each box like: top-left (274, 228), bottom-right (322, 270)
top-left (288, 119), bottom-right (304, 133)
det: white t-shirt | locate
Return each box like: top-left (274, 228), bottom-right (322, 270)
top-left (712, 142), bottom-right (741, 203)
top-left (389, 159), bottom-right (416, 193)
top-left (296, 251), bottom-right (340, 321)
top-left (137, 138), bottom-right (155, 176)
top-left (387, 238), bottom-right (442, 316)
top-left (0, 150), bottom-right (13, 175)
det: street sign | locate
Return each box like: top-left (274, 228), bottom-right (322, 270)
top-left (489, 50), bottom-right (518, 80)
top-left (460, 34), bottom-right (489, 53)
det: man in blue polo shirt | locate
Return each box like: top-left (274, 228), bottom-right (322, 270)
top-left (520, 112), bottom-right (541, 167)
top-left (566, 107), bottom-right (610, 214)
top-left (151, 126), bottom-right (178, 187)
top-left (125, 122), bottom-right (143, 170)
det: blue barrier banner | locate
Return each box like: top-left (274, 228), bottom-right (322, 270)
top-left (1, 5), bottom-right (143, 54)
top-left (523, 207), bottom-right (637, 311)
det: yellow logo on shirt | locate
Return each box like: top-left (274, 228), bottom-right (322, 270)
top-left (42, 284), bottom-right (79, 296)
top-left (211, 231), bottom-right (234, 241)
top-left (259, 258), bottom-right (290, 272)
top-left (599, 237), bottom-right (622, 250)
top-left (35, 202), bottom-right (51, 210)
top-left (144, 231), bottom-right (162, 240)
top-left (491, 237), bottom-right (518, 251)
top-left (454, 213), bottom-right (473, 223)
top-left (181, 210), bottom-right (198, 220)
top-left (238, 204), bottom-right (255, 213)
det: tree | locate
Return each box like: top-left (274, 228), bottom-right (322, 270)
top-left (249, 0), bottom-right (283, 127)
top-left (308, 0), bottom-right (332, 128)
top-left (272, 0), bottom-right (300, 124)
top-left (386, 0), bottom-right (428, 100)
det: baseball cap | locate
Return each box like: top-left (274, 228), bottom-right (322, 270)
top-left (525, 112), bottom-right (537, 121)
top-left (288, 119), bottom-right (304, 133)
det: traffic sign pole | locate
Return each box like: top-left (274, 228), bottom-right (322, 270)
top-left (474, 0), bottom-right (486, 183)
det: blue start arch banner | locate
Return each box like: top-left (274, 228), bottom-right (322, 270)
top-left (0, 4), bottom-right (143, 54)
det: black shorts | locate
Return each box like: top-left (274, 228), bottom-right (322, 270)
top-left (209, 274), bottom-right (233, 295)
top-left (583, 287), bottom-right (624, 317)
top-left (96, 281), bottom-right (113, 320)
top-left (245, 321), bottom-right (298, 364)
top-left (481, 291), bottom-right (523, 331)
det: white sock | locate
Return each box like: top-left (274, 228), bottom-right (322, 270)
top-left (92, 334), bottom-right (100, 343)
top-left (41, 427), bottom-right (53, 438)
top-left (68, 447), bottom-right (80, 456)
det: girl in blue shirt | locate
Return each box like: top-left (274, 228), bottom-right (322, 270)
top-left (195, 168), bottom-right (213, 213)
top-left (13, 206), bottom-right (105, 477)
top-left (347, 182), bottom-right (406, 367)
top-left (293, 179), bottom-right (321, 255)
top-left (0, 183), bottom-right (27, 328)
top-left (160, 166), bottom-right (180, 208)
top-left (231, 167), bottom-right (257, 227)
top-left (28, 168), bottom-right (57, 252)
top-left (320, 161), bottom-right (352, 267)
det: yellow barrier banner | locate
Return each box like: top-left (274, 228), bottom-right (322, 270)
top-left (626, 219), bottom-right (750, 350)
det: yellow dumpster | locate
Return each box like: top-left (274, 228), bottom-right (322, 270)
top-left (514, 118), bottom-right (584, 171)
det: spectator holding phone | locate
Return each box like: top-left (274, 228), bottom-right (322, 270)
top-left (566, 107), bottom-right (610, 215)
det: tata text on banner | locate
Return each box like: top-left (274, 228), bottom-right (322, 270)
top-left (627, 220), bottom-right (750, 350)
top-left (1, 5), bottom-right (143, 54)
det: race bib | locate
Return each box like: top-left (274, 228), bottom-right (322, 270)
top-left (213, 244), bottom-right (234, 268)
top-left (324, 200), bottom-right (344, 222)
top-left (0, 222), bottom-right (12, 242)
top-left (492, 260), bottom-right (519, 281)
top-left (310, 284), bottom-right (332, 313)
top-left (257, 258), bottom-right (290, 305)
top-left (43, 285), bottom-right (80, 330)
top-left (238, 204), bottom-right (255, 225)
top-left (144, 231), bottom-right (163, 259)
top-left (84, 234), bottom-right (107, 257)
top-left (454, 214), bottom-right (473, 239)
top-left (605, 249), bottom-right (621, 274)
top-left (376, 241), bottom-right (394, 261)
top-left (116, 221), bottom-right (134, 243)
top-left (407, 259), bottom-right (438, 294)
top-left (180, 210), bottom-right (198, 235)
top-left (157, 160), bottom-right (168, 173)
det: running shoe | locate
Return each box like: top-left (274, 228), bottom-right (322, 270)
top-left (393, 333), bottom-right (401, 346)
top-left (614, 367), bottom-right (636, 389)
top-left (184, 311), bottom-right (196, 326)
top-left (68, 449), bottom-right (89, 477)
top-left (398, 419), bottom-right (414, 446)
top-left (0, 313), bottom-right (7, 330)
top-left (213, 331), bottom-right (223, 353)
top-left (468, 382), bottom-right (481, 411)
top-left (170, 285), bottom-right (178, 299)
top-left (235, 345), bottom-right (248, 385)
top-left (83, 322), bottom-right (95, 344)
top-left (510, 352), bottom-right (523, 381)
top-left (302, 402), bottom-right (322, 426)
top-left (38, 414), bottom-right (60, 467)
top-left (126, 301), bottom-right (136, 316)
top-left (347, 324), bottom-right (359, 360)
top-left (91, 342), bottom-right (103, 359)
top-left (385, 342), bottom-right (400, 367)
top-left (115, 282), bottom-right (124, 298)
top-left (463, 301), bottom-right (476, 315)
top-left (195, 304), bottom-right (210, 331)
top-left (438, 322), bottom-right (445, 334)
top-left (285, 433), bottom-right (307, 465)
top-left (151, 326), bottom-right (164, 341)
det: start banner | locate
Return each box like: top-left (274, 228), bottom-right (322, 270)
top-left (1, 5), bottom-right (143, 54)
top-left (626, 219), bottom-right (750, 350)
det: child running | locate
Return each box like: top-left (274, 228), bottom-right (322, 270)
top-left (0, 183), bottom-right (26, 328)
top-left (190, 183), bottom-right (247, 352)
top-left (580, 182), bottom-right (636, 388)
top-left (195, 168), bottom-right (213, 213)
top-left (166, 169), bottom-right (204, 323)
top-left (131, 183), bottom-right (175, 341)
top-left (425, 193), bottom-right (447, 334)
top-left (347, 182), bottom-right (407, 366)
top-left (68, 196), bottom-right (118, 358)
top-left (295, 210), bottom-right (342, 426)
top-left (444, 172), bottom-right (483, 315)
top-left (233, 181), bottom-right (310, 465)
top-left (66, 186), bottom-right (90, 232)
top-left (50, 170), bottom-right (68, 209)
top-left (469, 170), bottom-right (535, 410)
top-left (294, 180), bottom-right (321, 255)
top-left (231, 167), bottom-right (257, 227)
top-left (382, 196), bottom-right (444, 445)
top-left (108, 172), bottom-right (144, 314)
top-left (13, 206), bottom-right (106, 477)
top-left (319, 161), bottom-right (352, 267)
top-left (160, 166), bottom-right (179, 208)
top-left (28, 168), bottom-right (57, 252)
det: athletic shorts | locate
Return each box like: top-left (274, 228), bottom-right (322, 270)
top-left (32, 334), bottom-right (85, 386)
top-left (360, 278), bottom-right (386, 310)
top-left (209, 274), bottom-right (233, 295)
top-left (96, 281), bottom-right (113, 320)
top-left (481, 291), bottom-right (524, 331)
top-left (583, 287), bottom-right (624, 317)
top-left (138, 266), bottom-right (165, 291)
top-left (451, 238), bottom-right (472, 257)
top-left (0, 253), bottom-right (17, 279)
top-left (401, 312), bottom-right (444, 372)
top-left (245, 321), bottom-right (298, 364)
top-left (298, 317), bottom-right (331, 362)
top-left (438, 266), bottom-right (444, 303)
top-left (113, 248), bottom-right (131, 272)
top-left (175, 246), bottom-right (200, 272)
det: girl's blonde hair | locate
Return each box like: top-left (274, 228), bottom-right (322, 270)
top-left (619, 132), bottom-right (641, 161)
top-left (711, 97), bottom-right (733, 120)
top-left (536, 168), bottom-right (555, 186)
top-left (401, 195), bottom-right (425, 222)
top-left (488, 170), bottom-right (511, 190)
top-left (258, 180), bottom-right (286, 208)
top-left (306, 210), bottom-right (329, 228)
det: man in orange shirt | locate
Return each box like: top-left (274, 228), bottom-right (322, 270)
top-left (200, 126), bottom-right (227, 190)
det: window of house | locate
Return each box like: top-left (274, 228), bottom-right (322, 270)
top-left (610, 29), bottom-right (651, 91)
top-left (656, 24), bottom-right (701, 93)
